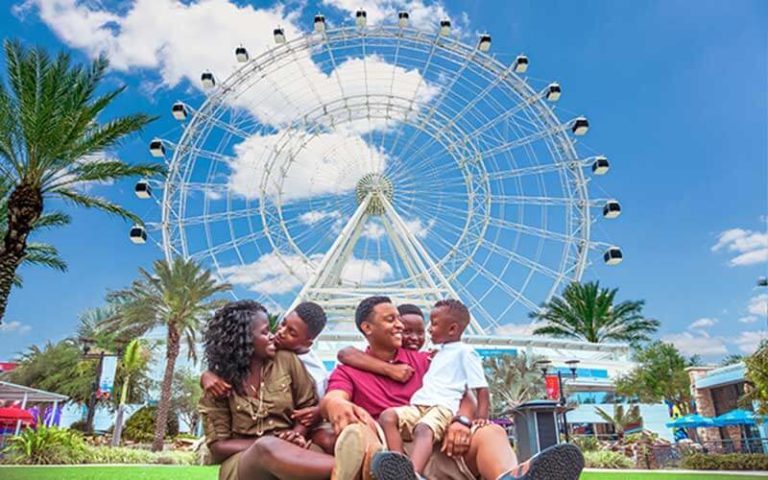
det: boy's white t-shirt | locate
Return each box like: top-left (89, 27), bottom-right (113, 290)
top-left (409, 341), bottom-right (488, 414)
top-left (298, 349), bottom-right (329, 399)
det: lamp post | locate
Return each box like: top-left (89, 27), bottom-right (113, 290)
top-left (535, 359), bottom-right (580, 442)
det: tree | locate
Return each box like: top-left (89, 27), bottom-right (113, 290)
top-left (112, 338), bottom-right (151, 446)
top-left (594, 404), bottom-right (642, 440)
top-left (0, 39), bottom-right (162, 322)
top-left (172, 368), bottom-right (203, 435)
top-left (743, 340), bottom-right (768, 416)
top-left (104, 257), bottom-right (230, 451)
top-left (615, 341), bottom-right (696, 413)
top-left (484, 353), bottom-right (547, 418)
top-left (530, 281), bottom-right (659, 347)
top-left (719, 354), bottom-right (744, 367)
top-left (0, 179), bottom-right (68, 290)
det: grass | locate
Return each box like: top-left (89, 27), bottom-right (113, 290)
top-left (0, 466), bottom-right (766, 480)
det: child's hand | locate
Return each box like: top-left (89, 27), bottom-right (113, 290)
top-left (472, 418), bottom-right (490, 428)
top-left (277, 430), bottom-right (308, 448)
top-left (201, 371), bottom-right (231, 398)
top-left (292, 406), bottom-right (321, 427)
top-left (386, 363), bottom-right (415, 383)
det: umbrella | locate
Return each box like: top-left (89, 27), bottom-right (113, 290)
top-left (713, 409), bottom-right (760, 427)
top-left (0, 406), bottom-right (34, 427)
top-left (665, 413), bottom-right (716, 428)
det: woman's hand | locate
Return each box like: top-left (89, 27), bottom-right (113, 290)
top-left (292, 406), bottom-right (321, 428)
top-left (385, 363), bottom-right (415, 383)
top-left (277, 430), bottom-right (308, 448)
top-left (441, 421), bottom-right (472, 458)
top-left (472, 418), bottom-right (490, 428)
top-left (201, 370), bottom-right (232, 398)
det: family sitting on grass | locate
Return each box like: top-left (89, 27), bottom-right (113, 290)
top-left (198, 296), bottom-right (584, 480)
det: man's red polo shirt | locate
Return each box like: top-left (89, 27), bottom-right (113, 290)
top-left (327, 348), bottom-right (431, 419)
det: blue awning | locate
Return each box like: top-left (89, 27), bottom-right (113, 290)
top-left (665, 414), bottom-right (716, 428)
top-left (713, 409), bottom-right (763, 427)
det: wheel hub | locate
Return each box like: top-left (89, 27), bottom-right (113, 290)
top-left (355, 173), bottom-right (394, 215)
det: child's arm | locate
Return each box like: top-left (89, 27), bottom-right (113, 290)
top-left (200, 370), bottom-right (232, 398)
top-left (337, 346), bottom-right (415, 383)
top-left (472, 387), bottom-right (490, 426)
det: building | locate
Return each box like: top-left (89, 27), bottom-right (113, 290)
top-left (688, 363), bottom-right (767, 452)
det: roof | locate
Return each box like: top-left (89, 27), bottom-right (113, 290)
top-left (0, 381), bottom-right (68, 403)
top-left (695, 363), bottom-right (746, 390)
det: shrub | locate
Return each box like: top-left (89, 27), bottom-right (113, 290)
top-left (1, 425), bottom-right (88, 465)
top-left (584, 450), bottom-right (634, 469)
top-left (681, 453), bottom-right (768, 471)
top-left (572, 435), bottom-right (600, 452)
top-left (81, 446), bottom-right (195, 465)
top-left (68, 419), bottom-right (87, 432)
top-left (123, 406), bottom-right (179, 443)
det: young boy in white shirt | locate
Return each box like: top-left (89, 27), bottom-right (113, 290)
top-left (375, 299), bottom-right (489, 478)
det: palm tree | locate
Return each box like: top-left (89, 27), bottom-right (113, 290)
top-left (530, 281), bottom-right (659, 346)
top-left (594, 404), bottom-right (642, 440)
top-left (112, 338), bottom-right (150, 446)
top-left (104, 257), bottom-right (230, 451)
top-left (0, 179), bottom-right (68, 290)
top-left (484, 353), bottom-right (547, 418)
top-left (0, 39), bottom-right (162, 322)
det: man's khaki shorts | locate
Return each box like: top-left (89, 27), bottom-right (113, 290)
top-left (392, 404), bottom-right (454, 442)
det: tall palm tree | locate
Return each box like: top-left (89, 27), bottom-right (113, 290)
top-left (484, 353), bottom-right (547, 418)
top-left (594, 404), bottom-right (642, 440)
top-left (530, 281), bottom-right (659, 346)
top-left (0, 179), bottom-right (68, 290)
top-left (104, 257), bottom-right (230, 451)
top-left (112, 338), bottom-right (150, 446)
top-left (0, 39), bottom-right (162, 322)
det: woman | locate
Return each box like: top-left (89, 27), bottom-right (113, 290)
top-left (198, 300), bottom-right (334, 480)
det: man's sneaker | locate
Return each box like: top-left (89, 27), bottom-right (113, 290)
top-left (497, 443), bottom-right (584, 480)
top-left (369, 451), bottom-right (426, 480)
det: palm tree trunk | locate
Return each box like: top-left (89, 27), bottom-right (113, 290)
top-left (111, 374), bottom-right (131, 447)
top-left (152, 325), bottom-right (180, 452)
top-left (0, 183), bottom-right (43, 322)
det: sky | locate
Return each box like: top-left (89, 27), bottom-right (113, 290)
top-left (0, 0), bottom-right (766, 362)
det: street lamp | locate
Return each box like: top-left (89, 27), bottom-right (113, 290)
top-left (535, 359), bottom-right (580, 442)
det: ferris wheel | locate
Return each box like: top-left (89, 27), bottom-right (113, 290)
top-left (133, 11), bottom-right (622, 335)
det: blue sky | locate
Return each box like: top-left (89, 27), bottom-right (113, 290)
top-left (0, 0), bottom-right (766, 361)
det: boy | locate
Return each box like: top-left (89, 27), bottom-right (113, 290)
top-left (335, 303), bottom-right (426, 384)
top-left (201, 301), bottom-right (332, 449)
top-left (375, 299), bottom-right (489, 478)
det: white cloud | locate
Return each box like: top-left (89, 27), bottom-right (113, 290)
top-left (739, 316), bottom-right (759, 324)
top-left (712, 228), bottom-right (768, 266)
top-left (219, 251), bottom-right (392, 294)
top-left (299, 210), bottom-right (342, 226)
top-left (733, 330), bottom-right (765, 354)
top-left (362, 221), bottom-right (387, 240)
top-left (688, 317), bottom-right (717, 330)
top-left (748, 294), bottom-right (768, 316)
top-left (228, 129), bottom-right (388, 201)
top-left (404, 217), bottom-right (435, 239)
top-left (661, 331), bottom-right (728, 357)
top-left (0, 321), bottom-right (31, 334)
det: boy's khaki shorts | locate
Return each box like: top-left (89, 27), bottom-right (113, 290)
top-left (393, 404), bottom-right (453, 442)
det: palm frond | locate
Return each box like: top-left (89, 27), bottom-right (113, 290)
top-left (23, 242), bottom-right (67, 272)
top-left (56, 188), bottom-right (141, 223)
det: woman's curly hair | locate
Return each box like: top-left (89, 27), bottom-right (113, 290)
top-left (204, 300), bottom-right (268, 394)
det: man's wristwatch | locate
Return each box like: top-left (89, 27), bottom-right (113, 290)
top-left (451, 415), bottom-right (472, 428)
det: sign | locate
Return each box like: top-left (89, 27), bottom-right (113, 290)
top-left (98, 355), bottom-right (119, 398)
top-left (545, 374), bottom-right (560, 400)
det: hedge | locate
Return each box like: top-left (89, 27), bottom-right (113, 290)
top-left (681, 453), bottom-right (768, 471)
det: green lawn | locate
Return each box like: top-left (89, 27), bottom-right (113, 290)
top-left (1, 466), bottom-right (766, 480)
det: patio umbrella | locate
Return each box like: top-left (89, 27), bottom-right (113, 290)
top-left (713, 409), bottom-right (760, 427)
top-left (665, 413), bottom-right (716, 429)
top-left (0, 406), bottom-right (34, 429)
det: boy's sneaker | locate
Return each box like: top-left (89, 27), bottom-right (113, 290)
top-left (497, 443), bottom-right (584, 480)
top-left (369, 451), bottom-right (426, 480)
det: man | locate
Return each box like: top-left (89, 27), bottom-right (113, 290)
top-left (320, 296), bottom-right (584, 480)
